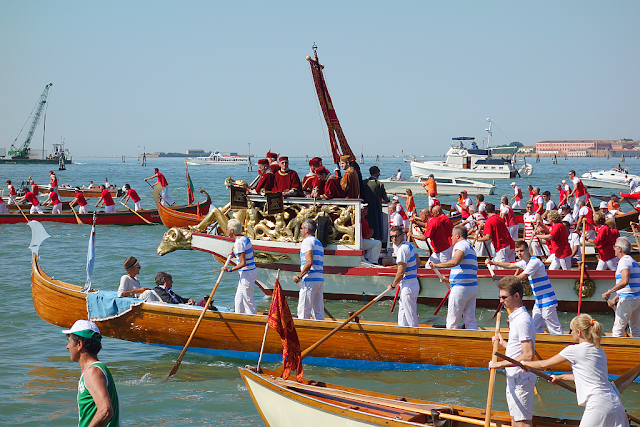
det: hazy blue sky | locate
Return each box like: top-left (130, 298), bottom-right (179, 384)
top-left (1, 1), bottom-right (639, 158)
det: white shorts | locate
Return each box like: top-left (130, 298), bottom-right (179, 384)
top-left (235, 269), bottom-right (258, 315)
top-left (532, 305), bottom-right (563, 334)
top-left (134, 201), bottom-right (143, 211)
top-left (493, 246), bottom-right (515, 268)
top-left (580, 391), bottom-right (629, 427)
top-left (30, 204), bottom-right (44, 214)
top-left (597, 257), bottom-right (619, 271)
top-left (549, 255), bottom-right (571, 270)
top-left (105, 204), bottom-right (116, 213)
top-left (298, 281), bottom-right (325, 320)
top-left (446, 285), bottom-right (478, 330)
top-left (429, 246), bottom-right (453, 264)
top-left (612, 297), bottom-right (640, 338)
top-left (512, 200), bottom-right (522, 209)
top-left (506, 375), bottom-right (536, 421)
top-left (51, 203), bottom-right (62, 215)
top-left (0, 203), bottom-right (7, 214)
top-left (508, 224), bottom-right (519, 241)
top-left (78, 205), bottom-right (88, 214)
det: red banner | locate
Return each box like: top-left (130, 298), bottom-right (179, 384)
top-left (267, 278), bottom-right (303, 381)
top-left (186, 164), bottom-right (195, 205)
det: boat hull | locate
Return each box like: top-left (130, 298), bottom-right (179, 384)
top-left (31, 253), bottom-right (640, 375)
top-left (155, 190), bottom-right (211, 228)
top-left (379, 178), bottom-right (495, 195)
top-left (410, 160), bottom-right (513, 179)
top-left (582, 178), bottom-right (630, 191)
top-left (39, 186), bottom-right (118, 198)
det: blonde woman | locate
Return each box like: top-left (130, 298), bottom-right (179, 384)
top-left (522, 314), bottom-right (629, 427)
top-left (393, 189), bottom-right (415, 217)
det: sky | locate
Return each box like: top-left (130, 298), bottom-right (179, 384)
top-left (1, 1), bottom-right (639, 158)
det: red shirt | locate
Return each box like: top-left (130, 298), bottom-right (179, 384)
top-left (323, 176), bottom-right (344, 199)
top-left (101, 189), bottom-right (115, 206)
top-left (274, 169), bottom-right (302, 194)
top-left (127, 188), bottom-right (141, 203)
top-left (484, 214), bottom-right (514, 251)
top-left (573, 178), bottom-right (587, 198)
top-left (50, 175), bottom-right (58, 186)
top-left (49, 192), bottom-right (61, 205)
top-left (424, 214), bottom-right (454, 253)
top-left (502, 205), bottom-right (518, 227)
top-left (157, 172), bottom-right (168, 188)
top-left (25, 191), bottom-right (39, 206)
top-left (361, 216), bottom-right (372, 238)
top-left (8, 184), bottom-right (16, 196)
top-left (594, 224), bottom-right (620, 262)
top-left (75, 192), bottom-right (87, 207)
top-left (254, 171), bottom-right (275, 193)
top-left (514, 186), bottom-right (523, 201)
top-left (559, 189), bottom-right (568, 205)
top-left (302, 174), bottom-right (316, 191)
top-left (549, 222), bottom-right (571, 258)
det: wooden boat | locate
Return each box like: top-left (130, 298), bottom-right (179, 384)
top-left (30, 248), bottom-right (640, 375)
top-left (155, 189), bottom-right (211, 228)
top-left (379, 176), bottom-right (495, 196)
top-left (38, 186), bottom-right (120, 198)
top-left (0, 199), bottom-right (208, 225)
top-left (239, 366), bottom-right (584, 427)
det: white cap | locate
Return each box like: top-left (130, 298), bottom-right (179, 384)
top-left (600, 201), bottom-right (608, 209)
top-left (561, 180), bottom-right (566, 183)
top-left (392, 195), bottom-right (399, 201)
top-left (510, 182), bottom-right (516, 186)
top-left (60, 319), bottom-right (101, 339)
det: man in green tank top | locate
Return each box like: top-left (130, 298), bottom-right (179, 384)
top-left (61, 320), bottom-right (120, 427)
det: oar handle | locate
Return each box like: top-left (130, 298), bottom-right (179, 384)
top-left (484, 313), bottom-right (501, 427)
top-left (494, 351), bottom-right (576, 393)
top-left (433, 289), bottom-right (450, 315)
top-left (301, 286), bottom-right (393, 360)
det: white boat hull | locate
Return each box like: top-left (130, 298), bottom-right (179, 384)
top-left (582, 178), bottom-right (632, 191)
top-left (379, 178), bottom-right (495, 195)
top-left (582, 169), bottom-right (640, 183)
top-left (410, 161), bottom-right (513, 179)
top-left (185, 159), bottom-right (250, 165)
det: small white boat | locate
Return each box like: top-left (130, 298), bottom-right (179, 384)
top-left (582, 177), bottom-right (635, 191)
top-left (581, 169), bottom-right (640, 183)
top-left (185, 151), bottom-right (250, 165)
top-left (380, 176), bottom-right (495, 195)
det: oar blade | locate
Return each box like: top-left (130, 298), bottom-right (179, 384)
top-left (613, 361), bottom-right (640, 394)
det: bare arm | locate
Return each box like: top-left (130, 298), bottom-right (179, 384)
top-left (603, 269), bottom-right (629, 300)
top-left (492, 339), bottom-right (534, 369)
top-left (433, 249), bottom-right (464, 269)
top-left (83, 366), bottom-right (114, 427)
top-left (293, 250), bottom-right (313, 284)
top-left (390, 262), bottom-right (407, 288)
top-left (522, 353), bottom-right (568, 371)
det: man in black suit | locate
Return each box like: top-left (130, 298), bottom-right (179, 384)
top-left (153, 271), bottom-right (195, 305)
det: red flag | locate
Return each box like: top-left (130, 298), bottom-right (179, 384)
top-left (267, 277), bottom-right (303, 381)
top-left (186, 164), bottom-right (195, 205)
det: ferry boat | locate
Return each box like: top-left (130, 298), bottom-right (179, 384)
top-left (185, 151), bottom-right (251, 165)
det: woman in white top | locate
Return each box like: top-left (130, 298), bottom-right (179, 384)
top-left (117, 256), bottom-right (149, 298)
top-left (522, 314), bottom-right (629, 427)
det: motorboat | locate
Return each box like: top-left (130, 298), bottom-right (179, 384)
top-left (581, 168), bottom-right (640, 183)
top-left (379, 176), bottom-right (495, 195)
top-left (185, 151), bottom-right (251, 165)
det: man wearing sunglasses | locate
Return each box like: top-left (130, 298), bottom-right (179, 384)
top-left (388, 226), bottom-right (419, 327)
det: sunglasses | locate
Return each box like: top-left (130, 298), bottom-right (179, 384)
top-left (390, 234), bottom-right (402, 238)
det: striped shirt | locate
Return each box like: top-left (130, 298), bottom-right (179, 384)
top-left (396, 241), bottom-right (418, 282)
top-left (615, 255), bottom-right (640, 300)
top-left (300, 236), bottom-right (324, 283)
top-left (516, 257), bottom-right (557, 308)
top-left (523, 212), bottom-right (539, 244)
top-left (234, 235), bottom-right (256, 272)
top-left (449, 240), bottom-right (478, 287)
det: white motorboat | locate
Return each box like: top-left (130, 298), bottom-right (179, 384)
top-left (582, 177), bottom-right (634, 191)
top-left (379, 176), bottom-right (495, 195)
top-left (581, 168), bottom-right (640, 183)
top-left (185, 151), bottom-right (251, 165)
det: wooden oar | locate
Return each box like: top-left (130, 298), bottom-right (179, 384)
top-left (256, 270), bottom-right (279, 372)
top-left (491, 268), bottom-right (519, 319)
top-left (429, 264), bottom-right (449, 315)
top-left (494, 351), bottom-right (576, 393)
top-left (389, 285), bottom-right (401, 314)
top-left (578, 227), bottom-right (587, 314)
top-left (165, 254), bottom-right (233, 380)
top-left (484, 313), bottom-right (501, 427)
top-left (120, 201), bottom-right (153, 224)
top-left (14, 202), bottom-right (29, 222)
top-left (301, 286), bottom-right (393, 360)
top-left (70, 206), bottom-right (83, 225)
top-left (631, 223), bottom-right (640, 253)
top-left (613, 361), bottom-right (640, 394)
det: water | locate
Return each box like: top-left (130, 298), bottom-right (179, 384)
top-left (1, 155), bottom-right (639, 425)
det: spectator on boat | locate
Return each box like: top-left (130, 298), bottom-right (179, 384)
top-left (541, 191), bottom-right (557, 222)
top-left (15, 189), bottom-right (43, 214)
top-left (361, 166), bottom-right (389, 240)
top-left (339, 155), bottom-right (360, 199)
top-left (431, 225), bottom-right (479, 330)
top-left (361, 205), bottom-right (382, 264)
top-left (49, 171), bottom-right (59, 195)
top-left (120, 184), bottom-right (142, 211)
top-left (489, 276), bottom-right (536, 427)
top-left (302, 157), bottom-right (322, 195)
top-left (314, 166), bottom-right (342, 199)
top-left (511, 182), bottom-right (523, 209)
top-left (117, 256), bottom-right (150, 298)
top-left (455, 190), bottom-right (472, 218)
top-left (395, 168), bottom-right (403, 181)
top-left (522, 314), bottom-right (629, 427)
top-left (608, 195), bottom-right (621, 216)
top-left (0, 196), bottom-right (7, 214)
top-left (70, 190), bottom-right (89, 214)
top-left (500, 195), bottom-right (519, 240)
top-left (588, 212), bottom-right (620, 271)
top-left (223, 219), bottom-right (257, 315)
top-left (392, 189), bottom-right (415, 217)
top-left (153, 271), bottom-right (195, 305)
top-left (625, 175), bottom-right (638, 193)
top-left (43, 190), bottom-right (63, 215)
top-left (536, 210), bottom-right (572, 270)
top-left (423, 206), bottom-right (453, 263)
top-left (293, 219), bottom-right (324, 320)
top-left (476, 194), bottom-right (487, 219)
top-left (104, 178), bottom-right (111, 189)
top-left (61, 320), bottom-right (120, 427)
top-left (488, 240), bottom-right (563, 334)
top-left (599, 201), bottom-right (614, 220)
top-left (531, 187), bottom-right (544, 216)
top-left (145, 168), bottom-right (175, 206)
top-left (6, 180), bottom-right (17, 205)
top-left (274, 156), bottom-right (302, 197)
top-left (557, 184), bottom-right (569, 207)
top-left (388, 225), bottom-right (419, 327)
top-left (95, 185), bottom-right (116, 213)
top-left (603, 237), bottom-right (640, 338)
top-left (526, 184), bottom-right (534, 203)
top-left (568, 170), bottom-right (588, 219)
top-left (576, 199), bottom-right (596, 240)
top-left (252, 159), bottom-right (275, 195)
top-left (477, 203), bottom-right (516, 266)
top-left (266, 151), bottom-right (280, 173)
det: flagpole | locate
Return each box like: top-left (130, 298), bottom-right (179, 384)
top-left (82, 212), bottom-right (97, 292)
top-left (257, 270), bottom-right (279, 372)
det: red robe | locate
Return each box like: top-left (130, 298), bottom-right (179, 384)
top-left (254, 171), bottom-right (275, 194)
top-left (323, 176), bottom-right (344, 199)
top-left (274, 169), bottom-right (302, 195)
top-left (302, 173), bottom-right (316, 191)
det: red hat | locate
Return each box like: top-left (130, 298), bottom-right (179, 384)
top-left (279, 156), bottom-right (288, 161)
top-left (258, 158), bottom-right (269, 165)
top-left (309, 157), bottom-right (322, 166)
top-left (316, 166), bottom-right (329, 175)
top-left (266, 151), bottom-right (278, 159)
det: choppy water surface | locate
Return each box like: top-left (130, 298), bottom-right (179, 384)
top-left (1, 155), bottom-right (639, 425)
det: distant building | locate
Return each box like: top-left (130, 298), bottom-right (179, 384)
top-left (185, 149), bottom-right (206, 155)
top-left (517, 146), bottom-right (536, 153)
top-left (536, 140), bottom-right (616, 153)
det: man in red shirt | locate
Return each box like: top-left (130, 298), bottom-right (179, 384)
top-left (361, 205), bottom-right (381, 264)
top-left (536, 210), bottom-right (572, 270)
top-left (145, 168), bottom-right (175, 206)
top-left (568, 169), bottom-right (588, 219)
top-left (314, 167), bottom-right (343, 199)
top-left (588, 211), bottom-right (620, 270)
top-left (302, 157), bottom-right (322, 195)
top-left (266, 151), bottom-right (280, 173)
top-left (43, 190), bottom-right (63, 214)
top-left (477, 203), bottom-right (515, 266)
top-left (251, 159), bottom-right (275, 195)
top-left (49, 171), bottom-right (59, 195)
top-left (70, 190), bottom-right (89, 214)
top-left (15, 190), bottom-right (43, 214)
top-left (273, 156), bottom-right (302, 196)
top-left (6, 180), bottom-right (17, 204)
top-left (418, 206), bottom-right (453, 263)
top-left (95, 185), bottom-right (116, 213)
top-left (120, 184), bottom-right (142, 211)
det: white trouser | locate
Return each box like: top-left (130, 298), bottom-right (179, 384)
top-left (161, 186), bottom-right (175, 206)
top-left (134, 201), bottom-right (143, 211)
top-left (50, 186), bottom-right (59, 195)
top-left (585, 229), bottom-right (596, 240)
top-left (235, 270), bottom-right (257, 315)
top-left (549, 255), bottom-right (571, 270)
top-left (512, 200), bottom-right (522, 209)
top-left (446, 285), bottom-right (478, 330)
top-left (532, 305), bottom-right (563, 334)
top-left (397, 279), bottom-right (419, 327)
top-left (362, 239), bottom-right (382, 264)
top-left (596, 257), bottom-right (619, 271)
top-left (105, 204), bottom-right (116, 213)
top-left (506, 375), bottom-right (536, 422)
top-left (474, 240), bottom-right (489, 257)
top-left (493, 246), bottom-right (515, 268)
top-left (428, 246), bottom-right (453, 264)
top-left (528, 241), bottom-right (544, 256)
top-left (78, 205), bottom-right (88, 214)
top-left (579, 391), bottom-right (630, 427)
top-left (572, 195), bottom-right (588, 219)
top-left (612, 297), bottom-right (640, 337)
top-left (51, 204), bottom-right (62, 215)
top-left (8, 195), bottom-right (16, 204)
top-left (0, 203), bottom-right (7, 214)
top-left (508, 224), bottom-right (519, 240)
top-left (298, 281), bottom-right (324, 320)
top-left (30, 205), bottom-right (43, 214)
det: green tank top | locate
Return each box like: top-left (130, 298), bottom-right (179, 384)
top-left (77, 362), bottom-right (120, 427)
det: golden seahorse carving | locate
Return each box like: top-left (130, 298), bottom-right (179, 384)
top-left (254, 252), bottom-right (290, 264)
top-left (157, 227), bottom-right (193, 256)
top-left (190, 202), bottom-right (231, 234)
top-left (287, 204), bottom-right (318, 242)
top-left (333, 205), bottom-right (355, 244)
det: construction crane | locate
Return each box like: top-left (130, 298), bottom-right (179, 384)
top-left (9, 83), bottom-right (53, 159)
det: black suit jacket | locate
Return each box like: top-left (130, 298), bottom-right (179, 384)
top-left (154, 286), bottom-right (190, 304)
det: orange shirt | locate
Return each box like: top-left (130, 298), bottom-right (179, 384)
top-left (422, 178), bottom-right (437, 196)
top-left (406, 196), bottom-right (415, 214)
top-left (608, 200), bottom-right (620, 211)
